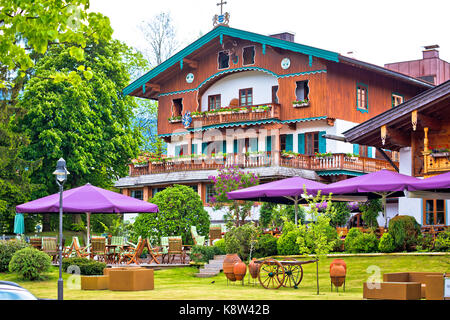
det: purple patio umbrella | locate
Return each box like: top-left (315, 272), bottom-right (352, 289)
top-left (227, 176), bottom-right (327, 225)
top-left (309, 169), bottom-right (421, 227)
top-left (405, 172), bottom-right (450, 200)
top-left (16, 183), bottom-right (158, 248)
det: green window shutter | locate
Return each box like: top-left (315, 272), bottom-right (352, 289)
top-left (353, 144), bottom-right (360, 155)
top-left (285, 134), bottom-right (293, 152)
top-left (298, 133), bottom-right (305, 154)
top-left (192, 143), bottom-right (198, 155)
top-left (250, 137), bottom-right (258, 152)
top-left (318, 131), bottom-right (327, 153)
top-left (368, 147), bottom-right (375, 158)
top-left (222, 140), bottom-right (227, 153)
top-left (202, 142), bottom-right (208, 155)
top-left (233, 139), bottom-right (238, 154)
top-left (266, 136), bottom-right (272, 152)
top-left (175, 145), bottom-right (181, 156)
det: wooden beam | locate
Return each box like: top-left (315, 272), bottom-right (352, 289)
top-left (147, 83), bottom-right (160, 92)
top-left (376, 147), bottom-right (399, 172)
top-left (418, 113), bottom-right (441, 130)
top-left (183, 58), bottom-right (198, 69)
top-left (386, 127), bottom-right (410, 147)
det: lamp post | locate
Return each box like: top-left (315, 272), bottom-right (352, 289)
top-left (53, 158), bottom-right (69, 301)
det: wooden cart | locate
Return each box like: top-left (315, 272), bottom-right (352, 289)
top-left (255, 258), bottom-right (319, 290)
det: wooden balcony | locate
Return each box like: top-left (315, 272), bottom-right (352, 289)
top-left (129, 152), bottom-right (398, 177)
top-left (170, 103), bottom-right (281, 128)
top-left (423, 152), bottom-right (450, 176)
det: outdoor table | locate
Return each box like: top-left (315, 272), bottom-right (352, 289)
top-left (254, 258), bottom-right (319, 292)
top-left (106, 244), bottom-right (130, 264)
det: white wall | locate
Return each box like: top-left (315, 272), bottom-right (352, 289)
top-left (200, 71), bottom-right (278, 110)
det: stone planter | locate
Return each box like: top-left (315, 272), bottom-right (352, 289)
top-left (223, 253), bottom-right (241, 282)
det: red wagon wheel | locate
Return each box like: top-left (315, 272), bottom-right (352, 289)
top-left (278, 258), bottom-right (304, 288)
top-left (258, 259), bottom-right (285, 289)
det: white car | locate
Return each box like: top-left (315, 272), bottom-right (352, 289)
top-left (0, 281), bottom-right (38, 300)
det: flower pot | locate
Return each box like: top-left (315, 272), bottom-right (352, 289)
top-left (223, 253), bottom-right (241, 282)
top-left (330, 259), bottom-right (347, 288)
top-left (233, 261), bottom-right (247, 281)
top-left (248, 259), bottom-right (260, 279)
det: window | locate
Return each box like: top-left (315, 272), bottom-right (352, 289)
top-left (423, 199), bottom-right (446, 225)
top-left (305, 132), bottom-right (319, 155)
top-left (205, 184), bottom-right (216, 203)
top-left (272, 86), bottom-right (279, 104)
top-left (130, 189), bottom-right (143, 200)
top-left (188, 185), bottom-right (198, 194)
top-left (295, 81), bottom-right (309, 101)
top-left (243, 46), bottom-right (255, 65)
top-left (280, 134), bottom-right (293, 152)
top-left (356, 83), bottom-right (368, 112)
top-left (172, 98), bottom-right (183, 117)
top-left (392, 93), bottom-right (404, 107)
top-left (152, 187), bottom-right (166, 197)
top-left (218, 51), bottom-right (230, 69)
top-left (175, 144), bottom-right (188, 157)
top-left (239, 88), bottom-right (253, 106)
top-left (208, 95), bottom-right (221, 110)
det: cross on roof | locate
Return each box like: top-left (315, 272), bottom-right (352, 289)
top-left (217, 0), bottom-right (227, 15)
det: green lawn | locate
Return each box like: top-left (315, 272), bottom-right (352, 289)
top-left (1, 255), bottom-right (448, 300)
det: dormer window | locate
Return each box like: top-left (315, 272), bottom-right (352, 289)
top-left (243, 46), bottom-right (255, 65)
top-left (218, 51), bottom-right (230, 69)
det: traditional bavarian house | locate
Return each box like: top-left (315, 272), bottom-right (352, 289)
top-left (115, 23), bottom-right (433, 223)
top-left (342, 80), bottom-right (450, 228)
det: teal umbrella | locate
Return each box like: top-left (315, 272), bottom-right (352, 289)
top-left (14, 212), bottom-right (25, 235)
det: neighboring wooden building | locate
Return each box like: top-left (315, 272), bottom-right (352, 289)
top-left (342, 80), bottom-right (450, 226)
top-left (115, 24), bottom-right (433, 222)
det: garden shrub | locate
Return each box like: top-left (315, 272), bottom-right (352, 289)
top-left (277, 229), bottom-right (302, 255)
top-left (190, 245), bottom-right (216, 263)
top-left (416, 234), bottom-right (435, 252)
top-left (62, 257), bottom-right (106, 275)
top-left (8, 247), bottom-right (51, 280)
top-left (344, 228), bottom-right (363, 252)
top-left (223, 223), bottom-right (258, 261)
top-left (389, 215), bottom-right (421, 251)
top-left (346, 232), bottom-right (379, 253)
top-left (378, 232), bottom-right (396, 253)
top-left (0, 239), bottom-right (29, 272)
top-left (433, 230), bottom-right (450, 252)
top-left (254, 234), bottom-right (278, 258)
top-left (213, 239), bottom-right (226, 255)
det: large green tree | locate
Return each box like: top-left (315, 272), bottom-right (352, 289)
top-left (13, 39), bottom-right (143, 230)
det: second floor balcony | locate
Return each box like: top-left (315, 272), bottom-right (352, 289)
top-left (129, 152), bottom-right (398, 177)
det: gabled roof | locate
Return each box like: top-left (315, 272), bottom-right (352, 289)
top-left (123, 25), bottom-right (340, 96)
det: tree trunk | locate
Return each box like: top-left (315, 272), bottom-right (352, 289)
top-left (42, 213), bottom-right (51, 232)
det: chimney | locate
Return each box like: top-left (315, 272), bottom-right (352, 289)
top-left (269, 32), bottom-right (295, 42)
top-left (423, 44), bottom-right (440, 59)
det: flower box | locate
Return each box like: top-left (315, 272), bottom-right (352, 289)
top-left (431, 152), bottom-right (450, 158)
top-left (169, 118), bottom-right (181, 123)
top-left (134, 163), bottom-right (149, 168)
top-left (293, 102), bottom-right (310, 108)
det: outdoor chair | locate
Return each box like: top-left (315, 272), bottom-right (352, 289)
top-left (29, 237), bottom-right (42, 250)
top-left (90, 237), bottom-right (107, 262)
top-left (209, 225), bottom-right (222, 245)
top-left (168, 236), bottom-right (184, 264)
top-left (144, 238), bottom-right (162, 264)
top-left (160, 236), bottom-right (169, 263)
top-left (64, 236), bottom-right (89, 258)
top-left (42, 237), bottom-right (58, 262)
top-left (119, 236), bottom-right (145, 265)
top-left (107, 236), bottom-right (126, 264)
top-left (190, 226), bottom-right (206, 246)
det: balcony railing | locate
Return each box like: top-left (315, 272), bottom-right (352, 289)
top-left (423, 152), bottom-right (450, 175)
top-left (129, 152), bottom-right (398, 177)
top-left (169, 103), bottom-right (281, 128)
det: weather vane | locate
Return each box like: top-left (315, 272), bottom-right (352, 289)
top-left (213, 0), bottom-right (230, 27)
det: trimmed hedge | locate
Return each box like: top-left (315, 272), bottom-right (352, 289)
top-left (254, 234), bottom-right (278, 258)
top-left (389, 215), bottom-right (421, 251)
top-left (9, 247), bottom-right (51, 280)
top-left (62, 257), bottom-right (106, 275)
top-left (189, 245), bottom-right (225, 263)
top-left (0, 240), bottom-right (30, 272)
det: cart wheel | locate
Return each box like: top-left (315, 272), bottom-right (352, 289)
top-left (281, 264), bottom-right (304, 288)
top-left (258, 259), bottom-right (285, 289)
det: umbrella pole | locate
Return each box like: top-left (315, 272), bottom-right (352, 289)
top-left (382, 194), bottom-right (387, 228)
top-left (294, 198), bottom-right (299, 226)
top-left (87, 212), bottom-right (91, 258)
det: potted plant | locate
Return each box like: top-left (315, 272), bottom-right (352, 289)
top-left (168, 115), bottom-right (182, 123)
top-left (191, 111), bottom-right (204, 118)
top-left (238, 107), bottom-right (249, 114)
top-left (292, 99), bottom-right (310, 108)
top-left (133, 159), bottom-right (149, 167)
top-left (252, 105), bottom-right (270, 113)
top-left (431, 146), bottom-right (450, 158)
top-left (345, 153), bottom-right (360, 161)
top-left (315, 152), bottom-right (333, 159)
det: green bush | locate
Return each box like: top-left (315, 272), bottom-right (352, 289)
top-left (8, 247), bottom-right (51, 280)
top-left (254, 234), bottom-right (278, 258)
top-left (223, 224), bottom-right (258, 260)
top-left (213, 239), bottom-right (226, 255)
top-left (378, 232), bottom-right (395, 253)
top-left (347, 232), bottom-right (379, 253)
top-left (389, 215), bottom-right (421, 251)
top-left (344, 228), bottom-right (363, 252)
top-left (277, 229), bottom-right (302, 255)
top-left (189, 245), bottom-right (225, 263)
top-left (0, 240), bottom-right (29, 272)
top-left (62, 257), bottom-right (106, 275)
top-left (416, 234), bottom-right (435, 252)
top-left (433, 230), bottom-right (450, 252)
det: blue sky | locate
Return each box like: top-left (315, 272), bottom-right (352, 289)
top-left (89, 0), bottom-right (449, 68)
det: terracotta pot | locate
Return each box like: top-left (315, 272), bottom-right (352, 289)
top-left (329, 259), bottom-right (347, 274)
top-left (248, 259), bottom-right (260, 279)
top-left (223, 253), bottom-right (241, 281)
top-left (233, 262), bottom-right (247, 281)
top-left (330, 265), bottom-right (346, 287)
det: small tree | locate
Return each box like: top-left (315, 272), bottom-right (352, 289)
top-left (9, 247), bottom-right (51, 280)
top-left (209, 165), bottom-right (259, 226)
top-left (132, 185), bottom-right (210, 245)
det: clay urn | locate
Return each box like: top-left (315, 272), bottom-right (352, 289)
top-left (330, 264), bottom-right (346, 287)
top-left (233, 261), bottom-right (247, 281)
top-left (248, 258), bottom-right (260, 279)
top-left (223, 253), bottom-right (241, 281)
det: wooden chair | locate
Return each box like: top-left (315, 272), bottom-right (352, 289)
top-left (145, 239), bottom-right (162, 264)
top-left (160, 236), bottom-right (169, 263)
top-left (119, 237), bottom-right (145, 265)
top-left (64, 236), bottom-right (88, 258)
top-left (29, 237), bottom-right (42, 250)
top-left (42, 237), bottom-right (58, 262)
top-left (190, 226), bottom-right (206, 246)
top-left (107, 236), bottom-right (126, 264)
top-left (168, 236), bottom-right (184, 264)
top-left (90, 237), bottom-right (107, 262)
top-left (209, 225), bottom-right (222, 245)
